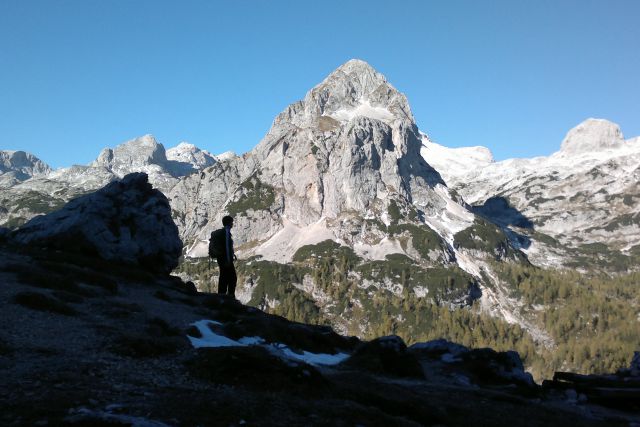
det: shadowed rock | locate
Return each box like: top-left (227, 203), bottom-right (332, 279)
top-left (12, 173), bottom-right (182, 274)
top-left (343, 335), bottom-right (424, 379)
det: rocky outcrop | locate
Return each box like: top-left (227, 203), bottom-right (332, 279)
top-left (344, 335), bottom-right (424, 378)
top-left (0, 150), bottom-right (51, 187)
top-left (166, 142), bottom-right (217, 173)
top-left (559, 118), bottom-right (625, 155)
top-left (3, 246), bottom-right (632, 426)
top-left (12, 173), bottom-right (182, 274)
top-left (410, 339), bottom-right (535, 388)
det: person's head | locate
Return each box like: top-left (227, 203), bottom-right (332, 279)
top-left (222, 215), bottom-right (234, 228)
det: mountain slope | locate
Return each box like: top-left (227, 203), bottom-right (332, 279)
top-left (0, 150), bottom-right (52, 187)
top-left (0, 137), bottom-right (217, 228)
top-left (421, 119), bottom-right (640, 270)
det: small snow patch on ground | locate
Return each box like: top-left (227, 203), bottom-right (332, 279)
top-left (188, 319), bottom-right (350, 366)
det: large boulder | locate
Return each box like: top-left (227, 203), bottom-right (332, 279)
top-left (12, 173), bottom-right (182, 274)
top-left (410, 339), bottom-right (535, 387)
top-left (343, 335), bottom-right (424, 378)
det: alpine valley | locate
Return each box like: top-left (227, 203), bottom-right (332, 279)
top-left (1, 59), bottom-right (639, 380)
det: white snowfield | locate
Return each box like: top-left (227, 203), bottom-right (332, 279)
top-left (328, 100), bottom-right (396, 125)
top-left (187, 319), bottom-right (350, 366)
top-left (421, 118), bottom-right (640, 249)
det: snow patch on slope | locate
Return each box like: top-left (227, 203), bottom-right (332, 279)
top-left (328, 100), bottom-right (395, 124)
top-left (422, 184), bottom-right (475, 245)
top-left (188, 320), bottom-right (350, 366)
top-left (353, 237), bottom-right (404, 260)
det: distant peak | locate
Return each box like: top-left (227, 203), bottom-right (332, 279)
top-left (559, 118), bottom-right (624, 154)
top-left (276, 58), bottom-right (415, 126)
top-left (174, 141), bottom-right (196, 150)
top-left (132, 134), bottom-right (159, 146)
top-left (335, 59), bottom-right (378, 74)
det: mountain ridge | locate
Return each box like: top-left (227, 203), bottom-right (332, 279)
top-left (2, 61), bottom-right (639, 375)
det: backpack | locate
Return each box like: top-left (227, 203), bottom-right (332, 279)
top-left (208, 228), bottom-right (226, 259)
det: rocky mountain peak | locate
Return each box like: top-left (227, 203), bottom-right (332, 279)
top-left (559, 118), bottom-right (624, 155)
top-left (92, 134), bottom-right (168, 174)
top-left (272, 59), bottom-right (414, 129)
top-left (166, 142), bottom-right (217, 170)
top-left (0, 150), bottom-right (52, 182)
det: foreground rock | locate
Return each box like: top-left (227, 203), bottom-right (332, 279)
top-left (11, 173), bottom-right (182, 274)
top-left (0, 244), bottom-right (636, 426)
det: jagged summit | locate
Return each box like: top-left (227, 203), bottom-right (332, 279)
top-left (92, 134), bottom-right (168, 174)
top-left (272, 59), bottom-right (414, 129)
top-left (166, 142), bottom-right (217, 170)
top-left (558, 118), bottom-right (625, 155)
top-left (0, 150), bottom-right (52, 183)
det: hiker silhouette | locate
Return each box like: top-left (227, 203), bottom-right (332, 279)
top-left (209, 215), bottom-right (237, 298)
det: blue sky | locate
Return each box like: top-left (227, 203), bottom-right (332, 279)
top-left (1, 0), bottom-right (638, 168)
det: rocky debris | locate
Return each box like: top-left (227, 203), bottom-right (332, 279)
top-left (471, 196), bottom-right (534, 229)
top-left (410, 339), bottom-right (535, 388)
top-left (344, 335), bottom-right (424, 378)
top-left (542, 366), bottom-right (640, 411)
top-left (64, 408), bottom-right (172, 427)
top-left (187, 346), bottom-right (328, 392)
top-left (11, 173), bottom-right (182, 274)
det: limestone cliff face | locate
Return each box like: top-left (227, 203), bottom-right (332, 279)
top-left (169, 60), bottom-right (467, 259)
top-left (423, 118), bottom-right (640, 260)
top-left (0, 150), bottom-right (52, 187)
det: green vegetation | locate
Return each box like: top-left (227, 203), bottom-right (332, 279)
top-left (388, 223), bottom-right (446, 259)
top-left (387, 200), bottom-right (402, 224)
top-left (567, 242), bottom-right (640, 272)
top-left (8, 191), bottom-right (65, 214)
top-left (175, 233), bottom-right (639, 381)
top-left (495, 263), bottom-right (640, 376)
top-left (454, 219), bottom-right (522, 260)
top-left (603, 212), bottom-right (640, 232)
top-left (3, 216), bottom-right (27, 229)
top-left (226, 176), bottom-right (276, 216)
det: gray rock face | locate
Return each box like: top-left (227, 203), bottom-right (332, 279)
top-left (91, 135), bottom-right (180, 191)
top-left (91, 135), bottom-right (218, 193)
top-left (170, 59), bottom-right (463, 262)
top-left (12, 173), bottom-right (182, 274)
top-left (166, 142), bottom-right (217, 172)
top-left (0, 136), bottom-right (221, 228)
top-left (559, 118), bottom-right (624, 154)
top-left (0, 150), bottom-right (52, 186)
top-left (423, 118), bottom-right (640, 264)
top-left (92, 135), bottom-right (168, 174)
